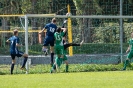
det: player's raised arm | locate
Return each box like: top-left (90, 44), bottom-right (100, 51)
top-left (126, 45), bottom-right (130, 53)
top-left (6, 39), bottom-right (10, 43)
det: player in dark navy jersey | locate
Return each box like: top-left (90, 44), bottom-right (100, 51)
top-left (39, 18), bottom-right (57, 66)
top-left (6, 29), bottom-right (28, 74)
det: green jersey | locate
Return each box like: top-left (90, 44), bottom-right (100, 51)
top-left (54, 32), bottom-right (64, 46)
top-left (54, 32), bottom-right (65, 55)
top-left (129, 39), bottom-right (133, 50)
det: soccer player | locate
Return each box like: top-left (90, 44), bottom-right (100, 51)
top-left (50, 21), bottom-right (84, 73)
top-left (122, 32), bottom-right (133, 70)
top-left (6, 29), bottom-right (28, 74)
top-left (53, 27), bottom-right (67, 72)
top-left (39, 18), bottom-right (57, 66)
top-left (51, 40), bottom-right (84, 73)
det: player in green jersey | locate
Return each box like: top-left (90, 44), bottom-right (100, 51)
top-left (122, 32), bottom-right (133, 70)
top-left (53, 27), bottom-right (67, 72)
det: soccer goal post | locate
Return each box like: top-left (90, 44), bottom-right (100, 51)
top-left (1, 14), bottom-right (133, 74)
top-left (24, 14), bottom-right (133, 57)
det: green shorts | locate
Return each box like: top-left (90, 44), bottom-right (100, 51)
top-left (55, 45), bottom-right (64, 55)
top-left (62, 55), bottom-right (67, 61)
top-left (127, 51), bottom-right (133, 59)
top-left (55, 55), bottom-right (68, 67)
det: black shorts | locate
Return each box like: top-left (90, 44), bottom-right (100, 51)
top-left (43, 37), bottom-right (54, 46)
top-left (10, 51), bottom-right (24, 60)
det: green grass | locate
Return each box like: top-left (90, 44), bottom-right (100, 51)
top-left (0, 71), bottom-right (133, 88)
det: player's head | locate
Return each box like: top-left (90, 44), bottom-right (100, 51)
top-left (52, 18), bottom-right (56, 24)
top-left (56, 27), bottom-right (61, 33)
top-left (13, 29), bottom-right (18, 36)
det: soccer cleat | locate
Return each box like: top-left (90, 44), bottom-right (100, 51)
top-left (44, 51), bottom-right (48, 56)
top-left (80, 40), bottom-right (84, 46)
top-left (20, 67), bottom-right (27, 71)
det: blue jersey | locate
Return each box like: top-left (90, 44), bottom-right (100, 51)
top-left (44, 23), bottom-right (57, 37)
top-left (8, 36), bottom-right (19, 54)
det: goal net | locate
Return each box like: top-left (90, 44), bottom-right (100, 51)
top-left (0, 14), bottom-right (132, 74)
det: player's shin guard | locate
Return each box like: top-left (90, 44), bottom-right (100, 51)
top-left (50, 53), bottom-right (54, 66)
top-left (22, 57), bottom-right (28, 68)
top-left (123, 60), bottom-right (129, 70)
top-left (11, 63), bottom-right (15, 74)
top-left (65, 65), bottom-right (68, 72)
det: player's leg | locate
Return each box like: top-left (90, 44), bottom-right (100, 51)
top-left (122, 52), bottom-right (132, 70)
top-left (50, 55), bottom-right (62, 73)
top-left (50, 47), bottom-right (60, 73)
top-left (18, 51), bottom-right (28, 70)
top-left (50, 40), bottom-right (55, 66)
top-left (49, 46), bottom-right (54, 66)
top-left (54, 46), bottom-right (64, 72)
top-left (63, 55), bottom-right (69, 72)
top-left (10, 54), bottom-right (16, 74)
top-left (42, 38), bottom-right (49, 56)
top-left (64, 40), bottom-right (84, 50)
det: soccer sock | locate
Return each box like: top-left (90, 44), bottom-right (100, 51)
top-left (22, 57), bottom-right (28, 68)
top-left (11, 63), bottom-right (15, 74)
top-left (53, 64), bottom-right (56, 70)
top-left (65, 65), bottom-right (68, 72)
top-left (123, 60), bottom-right (129, 70)
top-left (51, 53), bottom-right (54, 65)
top-left (72, 44), bottom-right (80, 46)
top-left (42, 48), bottom-right (48, 52)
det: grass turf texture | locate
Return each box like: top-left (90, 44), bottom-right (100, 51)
top-left (0, 71), bottom-right (133, 88)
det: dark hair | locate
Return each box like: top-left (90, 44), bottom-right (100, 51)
top-left (56, 27), bottom-right (61, 33)
top-left (13, 29), bottom-right (18, 35)
top-left (52, 18), bottom-right (56, 23)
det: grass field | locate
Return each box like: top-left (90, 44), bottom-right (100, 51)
top-left (0, 71), bottom-right (133, 88)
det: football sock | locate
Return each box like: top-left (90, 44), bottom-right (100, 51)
top-left (11, 63), bottom-right (15, 74)
top-left (65, 65), bottom-right (68, 72)
top-left (123, 60), bottom-right (129, 70)
top-left (53, 64), bottom-right (56, 70)
top-left (51, 53), bottom-right (54, 66)
top-left (42, 48), bottom-right (48, 52)
top-left (22, 57), bottom-right (28, 68)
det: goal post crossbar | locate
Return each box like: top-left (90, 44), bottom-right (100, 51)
top-left (26, 14), bottom-right (133, 18)
top-left (1, 14), bottom-right (133, 18)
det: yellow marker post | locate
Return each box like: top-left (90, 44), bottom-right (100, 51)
top-left (67, 4), bottom-right (73, 56)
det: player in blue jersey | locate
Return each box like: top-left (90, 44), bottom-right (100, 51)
top-left (6, 29), bottom-right (28, 74)
top-left (39, 18), bottom-right (57, 66)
